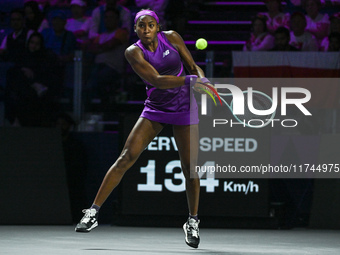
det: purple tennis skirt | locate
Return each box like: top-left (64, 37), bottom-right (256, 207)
top-left (140, 85), bottom-right (199, 125)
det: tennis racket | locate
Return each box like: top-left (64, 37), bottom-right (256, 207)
top-left (196, 83), bottom-right (276, 128)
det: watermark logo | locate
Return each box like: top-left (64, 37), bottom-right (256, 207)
top-left (199, 84), bottom-right (312, 128)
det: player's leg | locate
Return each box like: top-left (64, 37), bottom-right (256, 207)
top-left (75, 117), bottom-right (164, 232)
top-left (173, 124), bottom-right (200, 248)
top-left (93, 118), bottom-right (164, 206)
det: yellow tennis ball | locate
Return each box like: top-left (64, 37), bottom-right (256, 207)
top-left (195, 38), bottom-right (208, 50)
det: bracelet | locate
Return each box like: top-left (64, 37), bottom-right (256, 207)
top-left (201, 77), bottom-right (211, 84)
top-left (184, 75), bottom-right (198, 86)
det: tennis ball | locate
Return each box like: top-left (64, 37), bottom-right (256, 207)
top-left (195, 38), bottom-right (208, 50)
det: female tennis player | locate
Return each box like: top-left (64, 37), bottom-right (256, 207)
top-left (75, 9), bottom-right (215, 249)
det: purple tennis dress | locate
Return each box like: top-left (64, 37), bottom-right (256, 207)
top-left (134, 32), bottom-right (199, 125)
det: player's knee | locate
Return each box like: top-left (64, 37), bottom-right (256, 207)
top-left (115, 149), bottom-right (138, 173)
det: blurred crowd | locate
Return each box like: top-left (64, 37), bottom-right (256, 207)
top-left (0, 0), bottom-right (176, 127)
top-left (244, 0), bottom-right (340, 52)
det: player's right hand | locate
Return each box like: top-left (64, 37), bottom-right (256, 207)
top-left (193, 79), bottom-right (217, 97)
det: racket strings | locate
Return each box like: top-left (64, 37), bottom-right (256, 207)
top-left (220, 91), bottom-right (276, 127)
top-left (242, 93), bottom-right (274, 122)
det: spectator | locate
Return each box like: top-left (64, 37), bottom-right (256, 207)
top-left (289, 12), bottom-right (319, 51)
top-left (89, 0), bottom-right (132, 39)
top-left (290, 0), bottom-right (302, 5)
top-left (118, 0), bottom-right (135, 5)
top-left (320, 12), bottom-right (340, 51)
top-left (24, 0), bottom-right (70, 11)
top-left (320, 0), bottom-right (340, 5)
top-left (328, 32), bottom-right (340, 51)
top-left (65, 0), bottom-right (92, 43)
top-left (271, 26), bottom-right (300, 50)
top-left (285, 0), bottom-right (305, 14)
top-left (24, 1), bottom-right (49, 33)
top-left (260, 0), bottom-right (290, 33)
top-left (27, 0), bottom-right (49, 12)
top-left (328, 0), bottom-right (340, 5)
top-left (243, 14), bottom-right (275, 51)
top-left (49, 0), bottom-right (71, 7)
top-left (100, 0), bottom-right (134, 5)
top-left (288, 0), bottom-right (340, 6)
top-left (134, 0), bottom-right (169, 28)
top-left (41, 10), bottom-right (77, 63)
top-left (302, 0), bottom-right (330, 41)
top-left (4, 32), bottom-right (61, 127)
top-left (0, 8), bottom-right (34, 63)
top-left (85, 8), bottom-right (128, 104)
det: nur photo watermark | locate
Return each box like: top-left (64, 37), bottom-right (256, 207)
top-left (190, 78), bottom-right (340, 179)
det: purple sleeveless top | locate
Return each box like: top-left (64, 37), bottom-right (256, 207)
top-left (134, 31), bottom-right (198, 125)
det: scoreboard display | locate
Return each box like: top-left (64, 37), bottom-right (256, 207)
top-left (120, 114), bottom-right (269, 217)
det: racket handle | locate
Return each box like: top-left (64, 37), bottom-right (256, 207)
top-left (201, 77), bottom-right (211, 84)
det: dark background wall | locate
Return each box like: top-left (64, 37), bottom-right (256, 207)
top-left (1, 126), bottom-right (340, 229)
top-left (0, 128), bottom-right (71, 224)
